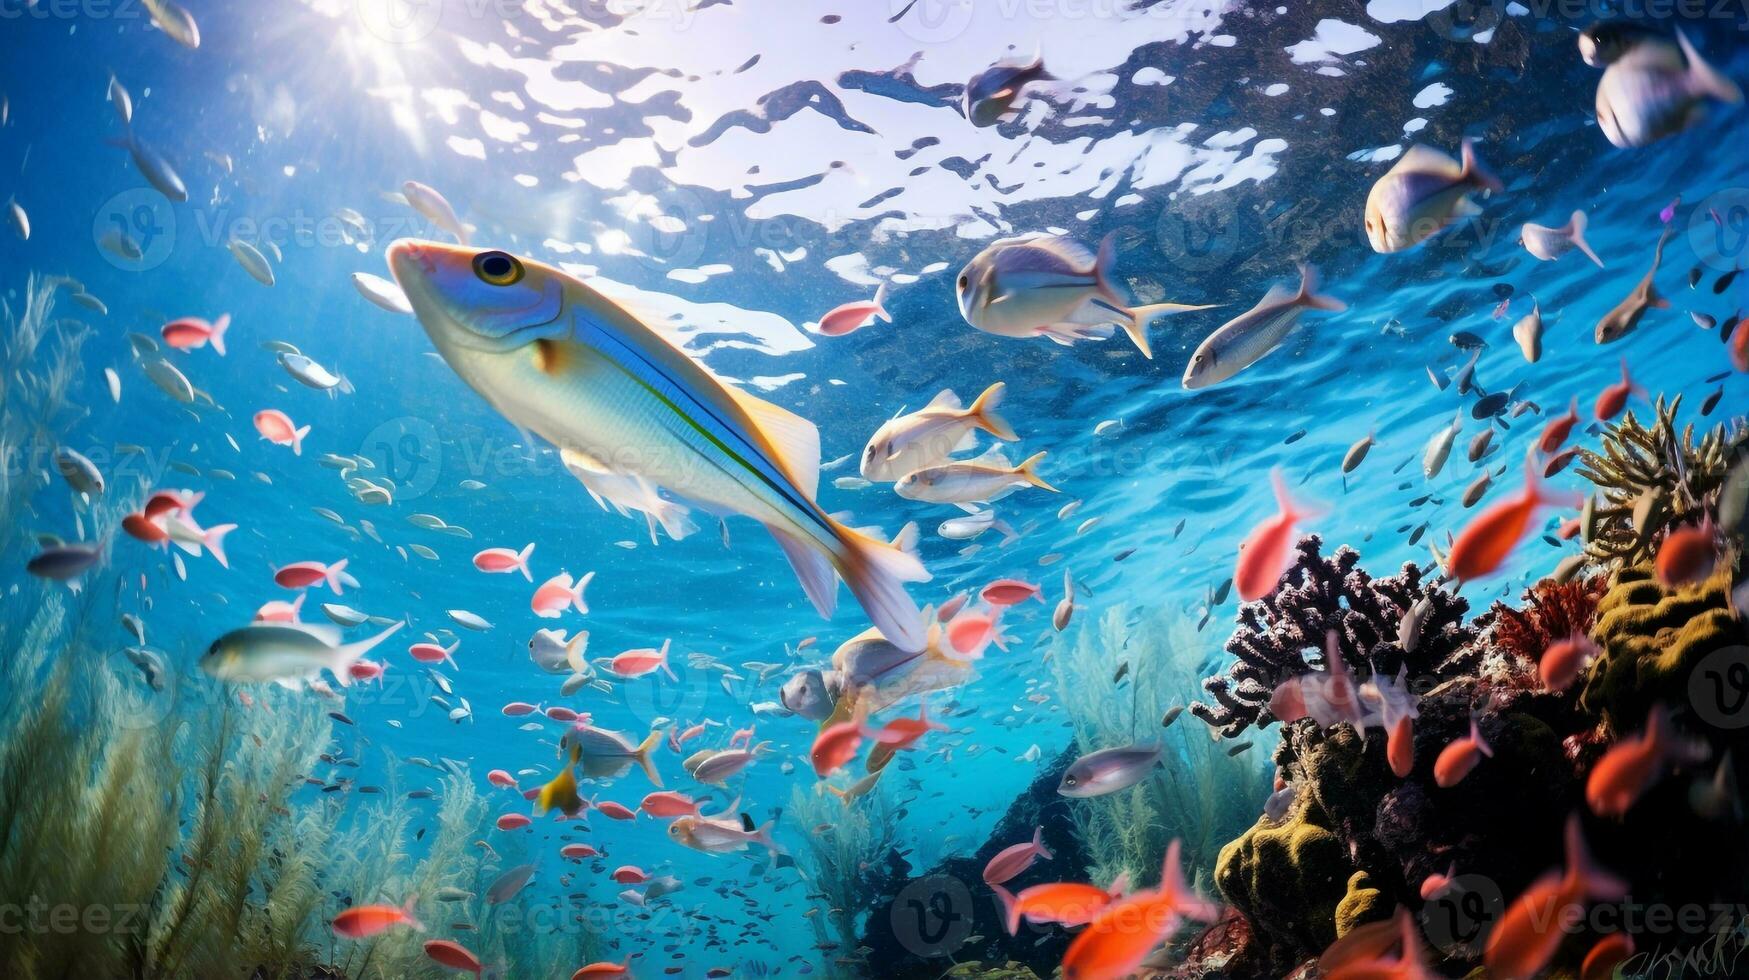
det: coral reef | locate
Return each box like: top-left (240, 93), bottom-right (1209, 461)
top-left (1579, 562), bottom-right (1749, 735)
top-left (1191, 535), bottom-right (1475, 740)
top-left (1575, 395), bottom-right (1749, 565)
top-left (853, 746), bottom-right (1084, 978)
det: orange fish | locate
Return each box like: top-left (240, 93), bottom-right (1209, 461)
top-left (1060, 840), bottom-right (1219, 980)
top-left (996, 874), bottom-right (1127, 935)
top-left (1433, 716), bottom-right (1492, 788)
top-left (1235, 468), bottom-right (1316, 601)
top-left (1587, 703), bottom-right (1702, 818)
top-left (1418, 863), bottom-right (1457, 900)
top-left (1445, 452), bottom-right (1567, 582)
top-left (1387, 714), bottom-right (1415, 778)
top-left (1484, 814), bottom-right (1626, 979)
top-left (331, 899), bottom-right (421, 938)
top-left (1654, 520), bottom-right (1716, 588)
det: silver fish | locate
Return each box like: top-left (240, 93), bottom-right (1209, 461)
top-left (486, 864), bottom-right (535, 904)
top-left (200, 621), bottom-right (403, 687)
top-left (1595, 29), bottom-right (1740, 148)
top-left (1512, 297), bottom-right (1544, 363)
top-left (1183, 264), bottom-right (1344, 389)
top-left (110, 131), bottom-right (187, 202)
top-left (54, 447), bottom-right (105, 495)
top-left (1520, 211), bottom-right (1603, 267)
top-left (230, 240), bottom-right (275, 286)
top-left (1057, 742), bottom-right (1162, 798)
top-left (1423, 412), bottom-right (1461, 480)
top-left (1363, 140), bottom-right (1501, 253)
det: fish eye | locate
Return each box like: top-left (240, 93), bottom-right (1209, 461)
top-left (473, 251), bottom-right (524, 286)
top-left (1064, 775), bottom-right (1077, 786)
top-left (957, 274), bottom-right (968, 290)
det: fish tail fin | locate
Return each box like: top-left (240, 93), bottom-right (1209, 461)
top-left (325, 558), bottom-right (349, 595)
top-left (1292, 263), bottom-right (1347, 312)
top-left (994, 882), bottom-right (1021, 935)
top-left (333, 620), bottom-right (405, 687)
top-left (827, 519), bottom-right (930, 653)
top-left (872, 281), bottom-right (892, 323)
top-left (203, 523), bottom-right (236, 568)
top-left (516, 542), bottom-right (535, 581)
top-left (1678, 28), bottom-right (1743, 104)
top-left (1473, 719), bottom-right (1494, 758)
top-left (1563, 813), bottom-right (1629, 902)
top-left (209, 314), bottom-right (230, 356)
top-left (1014, 451), bottom-right (1057, 493)
top-left (569, 571), bottom-right (593, 614)
top-left (1033, 825), bottom-right (1053, 861)
top-left (564, 630), bottom-right (588, 670)
top-left (751, 819), bottom-right (782, 854)
top-left (402, 897), bottom-right (425, 933)
top-left (1460, 137), bottom-right (1503, 193)
top-left (1567, 211), bottom-right (1605, 268)
top-left (291, 425), bottom-right (309, 456)
top-left (659, 639), bottom-right (677, 682)
top-left (633, 730), bottom-right (663, 787)
top-left (444, 641), bottom-right (460, 670)
top-left (1092, 231), bottom-right (1124, 307)
top-left (966, 381), bottom-right (1017, 442)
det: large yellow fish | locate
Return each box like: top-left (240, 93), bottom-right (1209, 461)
top-left (387, 240), bottom-right (931, 651)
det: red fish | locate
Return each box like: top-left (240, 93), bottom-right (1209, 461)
top-left (331, 899), bottom-right (421, 938)
top-left (1060, 840), bottom-right (1219, 980)
top-left (1537, 396), bottom-right (1580, 454)
top-left (640, 791), bottom-right (702, 818)
top-left (409, 640), bottom-right (460, 668)
top-left (996, 875), bottom-right (1127, 935)
top-left (1587, 703), bottom-right (1702, 818)
top-left (1539, 635), bottom-right (1597, 692)
top-left (1433, 716), bottom-right (1492, 788)
top-left (810, 706), bottom-right (871, 777)
top-left (1484, 815), bottom-right (1627, 979)
top-left (473, 542), bottom-right (535, 580)
top-left (1235, 468), bottom-right (1316, 601)
top-left (571, 958), bottom-right (633, 979)
top-left (160, 313), bottom-right (231, 355)
top-left (252, 409), bottom-right (310, 455)
top-left (1582, 933), bottom-right (1635, 980)
top-left (1446, 453), bottom-right (1567, 582)
top-left (1593, 357), bottom-right (1644, 421)
top-left (495, 813), bottom-right (532, 831)
top-left (422, 939), bottom-right (482, 976)
top-left (1655, 520), bottom-right (1716, 588)
top-left (980, 578), bottom-right (1043, 606)
top-left (274, 558), bottom-right (349, 593)
top-left (872, 698), bottom-right (947, 752)
top-left (983, 825), bottom-right (1054, 886)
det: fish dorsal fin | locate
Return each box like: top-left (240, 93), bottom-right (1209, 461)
top-left (724, 386), bottom-right (822, 500)
top-left (1394, 144), bottom-right (1462, 178)
top-left (924, 389), bottom-right (963, 412)
top-left (1026, 236), bottom-right (1098, 271)
top-left (971, 445), bottom-right (1013, 469)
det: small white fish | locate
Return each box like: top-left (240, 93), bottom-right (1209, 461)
top-left (229, 240), bottom-right (275, 286)
top-left (108, 74), bottom-right (133, 125)
top-left (894, 449), bottom-right (1055, 504)
top-left (8, 198), bottom-right (28, 241)
top-left (143, 0), bottom-right (201, 48)
top-left (1595, 29), bottom-right (1740, 148)
top-left (279, 352), bottom-right (346, 391)
top-left (1423, 412), bottom-right (1462, 479)
top-left (402, 180), bottom-right (472, 244)
top-left (351, 272), bottom-right (413, 314)
top-left (104, 367), bottom-right (121, 403)
top-left (1512, 297), bottom-right (1543, 363)
top-left (860, 382), bottom-right (1016, 482)
top-left (1520, 211), bottom-right (1603, 267)
top-left (448, 609), bottom-right (493, 632)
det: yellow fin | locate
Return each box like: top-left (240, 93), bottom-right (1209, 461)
top-left (725, 386), bottom-right (821, 499)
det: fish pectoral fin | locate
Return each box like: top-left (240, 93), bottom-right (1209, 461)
top-left (725, 386), bottom-right (822, 499)
top-left (769, 525), bottom-right (839, 620)
top-left (532, 338), bottom-right (572, 376)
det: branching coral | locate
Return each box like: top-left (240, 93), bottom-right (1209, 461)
top-left (1190, 535), bottom-right (1475, 740)
top-left (1473, 576), bottom-right (1608, 687)
top-left (1052, 605), bottom-right (1273, 888)
top-left (1575, 395), bottom-right (1749, 566)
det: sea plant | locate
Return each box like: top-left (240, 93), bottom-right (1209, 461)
top-left (1575, 394), bottom-right (1749, 566)
top-left (789, 779), bottom-right (901, 966)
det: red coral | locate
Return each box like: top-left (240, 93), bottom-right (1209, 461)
top-left (1483, 576), bottom-right (1608, 667)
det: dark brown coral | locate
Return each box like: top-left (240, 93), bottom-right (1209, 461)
top-left (1190, 535), bottom-right (1476, 739)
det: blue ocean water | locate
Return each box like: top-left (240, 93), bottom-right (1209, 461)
top-left (0, 1), bottom-right (1746, 977)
